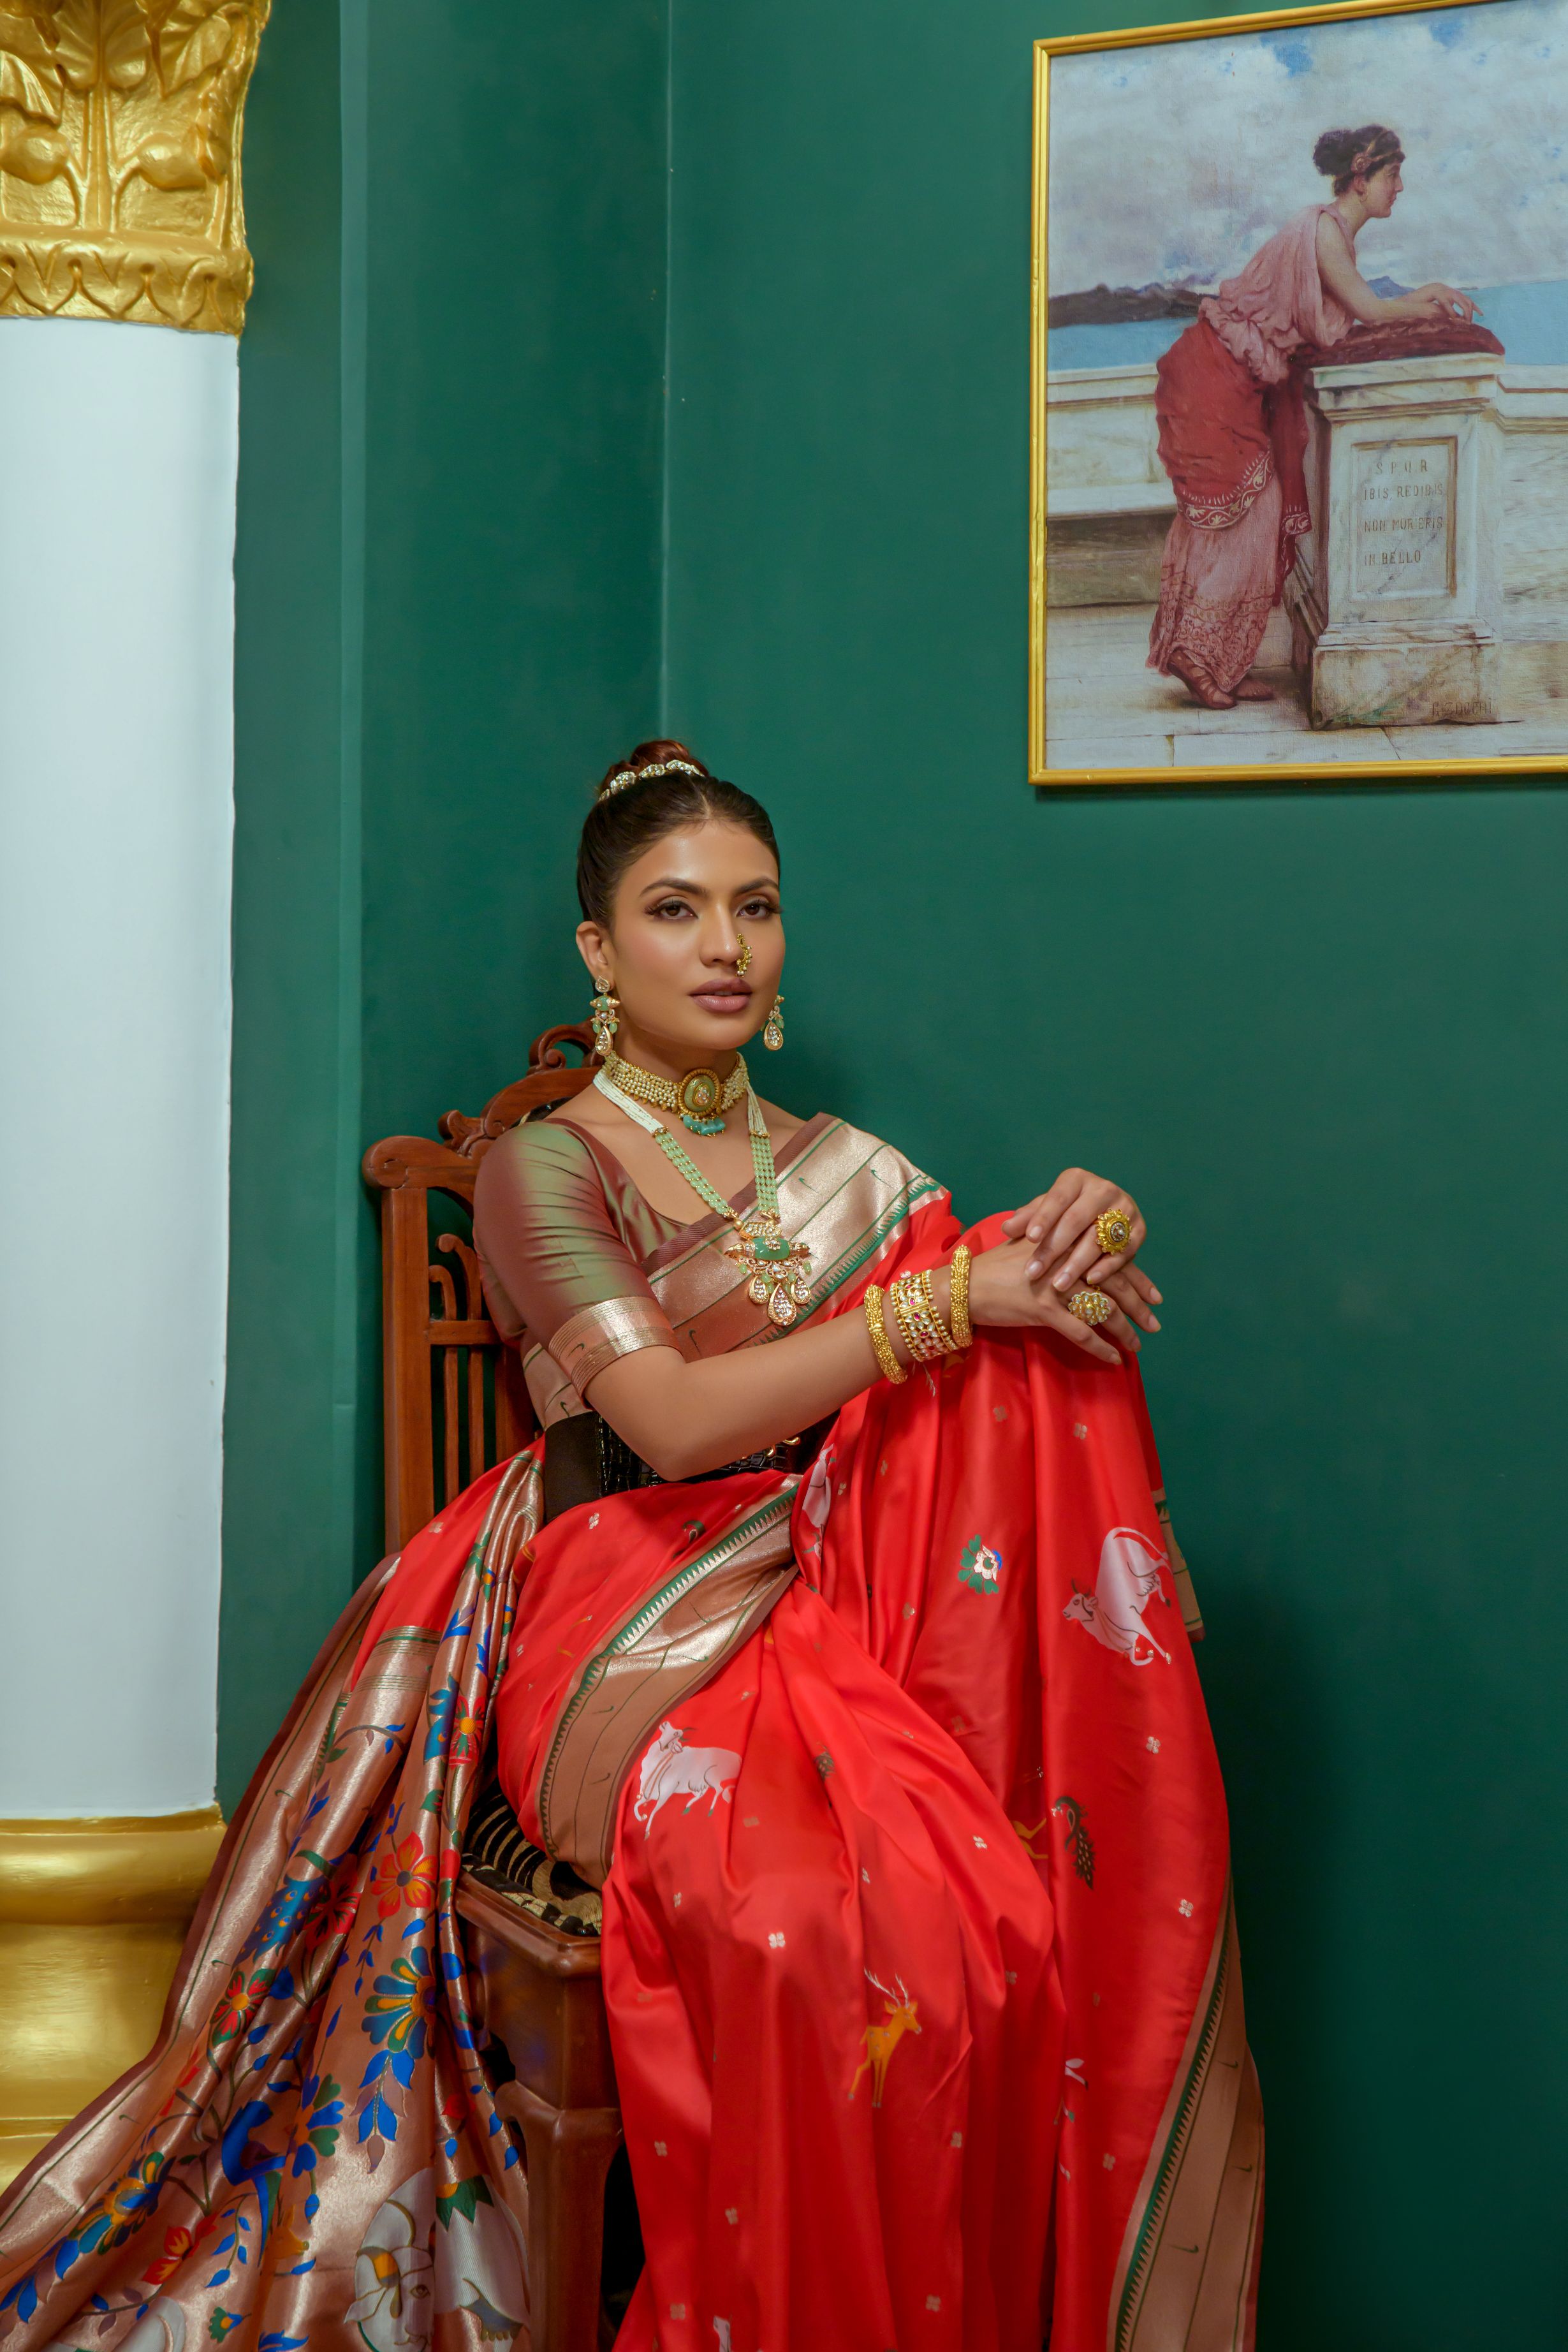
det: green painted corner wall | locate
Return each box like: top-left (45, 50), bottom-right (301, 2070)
top-left (663, 2), bottom-right (1568, 2346)
top-left (358, 0), bottom-right (668, 1149)
top-left (224, 0), bottom-right (359, 1808)
top-left (223, 0), bottom-right (667, 1810)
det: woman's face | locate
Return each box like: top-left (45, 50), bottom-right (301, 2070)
top-left (577, 820), bottom-right (784, 1066)
top-left (1359, 159), bottom-right (1403, 219)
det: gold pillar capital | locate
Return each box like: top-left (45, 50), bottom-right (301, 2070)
top-left (0, 0), bottom-right (270, 336)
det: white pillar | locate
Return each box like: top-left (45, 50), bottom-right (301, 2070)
top-left (0, 316), bottom-right (236, 1818)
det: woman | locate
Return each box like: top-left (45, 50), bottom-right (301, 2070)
top-left (1148, 124), bottom-right (1476, 709)
top-left (0, 746), bottom-right (1261, 2351)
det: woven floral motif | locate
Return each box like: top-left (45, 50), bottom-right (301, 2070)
top-left (0, 1456), bottom-right (540, 2350)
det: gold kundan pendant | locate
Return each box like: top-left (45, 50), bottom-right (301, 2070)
top-left (677, 1068), bottom-right (725, 1135)
top-left (724, 1216), bottom-right (814, 1327)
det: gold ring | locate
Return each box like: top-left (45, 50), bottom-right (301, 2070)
top-left (1067, 1289), bottom-right (1113, 1327)
top-left (1095, 1209), bottom-right (1132, 1255)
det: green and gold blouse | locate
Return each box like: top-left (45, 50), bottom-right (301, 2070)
top-left (473, 1111), bottom-right (941, 1427)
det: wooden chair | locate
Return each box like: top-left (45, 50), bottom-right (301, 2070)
top-left (363, 1022), bottom-right (627, 2352)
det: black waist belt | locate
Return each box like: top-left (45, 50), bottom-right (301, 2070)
top-left (542, 1411), bottom-right (826, 1525)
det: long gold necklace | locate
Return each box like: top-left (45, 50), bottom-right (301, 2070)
top-left (601, 1049), bottom-right (747, 1136)
top-left (592, 1062), bottom-right (814, 1327)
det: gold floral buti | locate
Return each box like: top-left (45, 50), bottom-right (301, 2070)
top-left (0, 0), bottom-right (270, 335)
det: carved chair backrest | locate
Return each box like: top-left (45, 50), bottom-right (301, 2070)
top-left (362, 1024), bottom-right (596, 1554)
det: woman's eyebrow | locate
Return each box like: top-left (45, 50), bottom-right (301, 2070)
top-left (638, 874), bottom-right (778, 897)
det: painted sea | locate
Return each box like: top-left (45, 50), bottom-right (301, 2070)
top-left (1048, 278), bottom-right (1568, 371)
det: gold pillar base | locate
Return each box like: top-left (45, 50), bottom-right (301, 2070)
top-left (0, 1809), bottom-right (225, 2193)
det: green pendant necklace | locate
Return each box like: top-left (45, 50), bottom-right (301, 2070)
top-left (592, 1061), bottom-right (813, 1327)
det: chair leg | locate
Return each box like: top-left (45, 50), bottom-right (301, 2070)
top-left (506, 2082), bottom-right (624, 2352)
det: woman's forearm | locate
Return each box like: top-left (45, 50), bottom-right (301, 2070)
top-left (1379, 290), bottom-right (1441, 321)
top-left (585, 1267), bottom-right (954, 1479)
top-left (1340, 280), bottom-right (1466, 327)
top-left (1315, 224), bottom-right (1447, 327)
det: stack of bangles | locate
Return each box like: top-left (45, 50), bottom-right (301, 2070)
top-left (864, 1244), bottom-right (973, 1385)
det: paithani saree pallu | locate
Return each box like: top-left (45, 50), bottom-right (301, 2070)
top-left (0, 1114), bottom-right (1262, 2352)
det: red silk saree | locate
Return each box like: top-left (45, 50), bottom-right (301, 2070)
top-left (0, 1114), bottom-right (1261, 2351)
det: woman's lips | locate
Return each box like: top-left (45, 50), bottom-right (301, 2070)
top-left (691, 985), bottom-right (752, 1012)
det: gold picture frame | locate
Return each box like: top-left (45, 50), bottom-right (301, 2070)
top-left (1029, 0), bottom-right (1568, 784)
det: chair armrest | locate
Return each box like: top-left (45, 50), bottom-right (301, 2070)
top-left (456, 1869), bottom-right (604, 1977)
top-left (456, 1869), bottom-right (617, 2115)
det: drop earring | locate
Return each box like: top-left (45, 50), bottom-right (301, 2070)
top-left (763, 995), bottom-right (784, 1052)
top-left (590, 974), bottom-right (619, 1060)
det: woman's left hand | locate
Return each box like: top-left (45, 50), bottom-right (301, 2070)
top-left (1415, 281), bottom-right (1476, 323)
top-left (1000, 1168), bottom-right (1158, 1303)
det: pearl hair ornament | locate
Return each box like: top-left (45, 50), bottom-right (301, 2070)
top-left (597, 758), bottom-right (705, 801)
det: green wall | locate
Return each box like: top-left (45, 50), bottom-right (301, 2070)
top-left (663, 4), bottom-right (1568, 2348)
top-left (226, 1), bottom-right (1567, 2342)
top-left (358, 3), bottom-right (668, 1147)
top-left (225, 0), bottom-right (362, 1804)
top-left (223, 0), bottom-right (666, 1804)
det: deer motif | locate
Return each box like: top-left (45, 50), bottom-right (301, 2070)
top-left (848, 1969), bottom-right (922, 2106)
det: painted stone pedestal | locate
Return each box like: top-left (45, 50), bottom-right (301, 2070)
top-left (1285, 353), bottom-right (1504, 728)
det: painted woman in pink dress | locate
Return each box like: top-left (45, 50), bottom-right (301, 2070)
top-left (1148, 124), bottom-right (1476, 710)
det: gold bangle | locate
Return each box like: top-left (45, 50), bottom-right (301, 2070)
top-left (949, 1245), bottom-right (972, 1349)
top-left (891, 1270), bottom-right (951, 1362)
top-left (888, 1274), bottom-right (930, 1363)
top-left (915, 1267), bottom-right (960, 1357)
top-left (865, 1284), bottom-right (906, 1383)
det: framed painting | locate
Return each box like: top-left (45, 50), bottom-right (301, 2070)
top-left (1029, 0), bottom-right (1568, 783)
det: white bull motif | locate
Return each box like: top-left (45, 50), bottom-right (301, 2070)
top-left (633, 1719), bottom-right (742, 1837)
top-left (1064, 1527), bottom-right (1173, 1666)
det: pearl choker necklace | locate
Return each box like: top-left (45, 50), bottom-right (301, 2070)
top-left (601, 1050), bottom-right (748, 1136)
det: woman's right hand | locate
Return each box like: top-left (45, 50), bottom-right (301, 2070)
top-left (966, 1238), bottom-right (1140, 1369)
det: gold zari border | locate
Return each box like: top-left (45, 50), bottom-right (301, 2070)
top-left (550, 1294), bottom-right (680, 1398)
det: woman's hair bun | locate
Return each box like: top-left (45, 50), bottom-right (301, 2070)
top-left (1313, 123), bottom-right (1403, 193)
top-left (1313, 127), bottom-right (1357, 177)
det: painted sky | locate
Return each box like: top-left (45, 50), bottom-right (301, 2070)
top-left (1048, 0), bottom-right (1568, 292)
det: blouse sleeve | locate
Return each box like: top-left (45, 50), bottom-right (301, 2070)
top-left (473, 1121), bottom-right (678, 1397)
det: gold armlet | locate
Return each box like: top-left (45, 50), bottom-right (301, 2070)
top-left (865, 1284), bottom-right (907, 1384)
top-left (948, 1245), bottom-right (973, 1349)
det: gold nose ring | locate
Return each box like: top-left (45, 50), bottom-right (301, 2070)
top-left (736, 939), bottom-right (752, 976)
